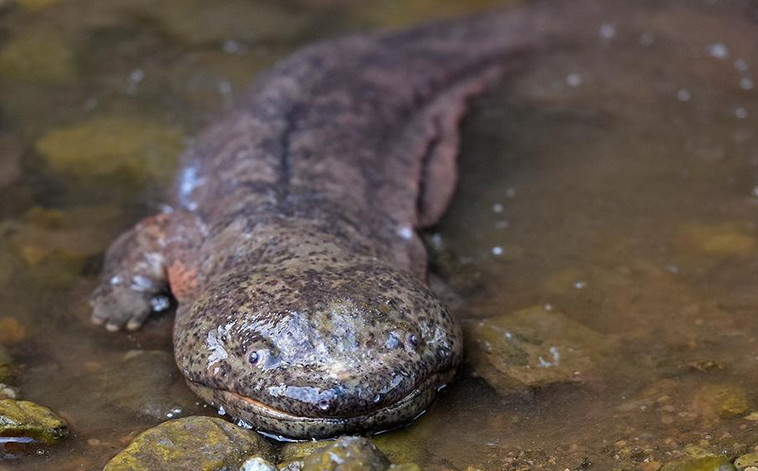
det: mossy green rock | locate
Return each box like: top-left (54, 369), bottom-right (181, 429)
top-left (0, 30), bottom-right (76, 84)
top-left (0, 344), bottom-right (12, 382)
top-left (696, 384), bottom-right (751, 418)
top-left (103, 416), bottom-right (273, 471)
top-left (735, 452), bottom-right (758, 470)
top-left (302, 437), bottom-right (391, 471)
top-left (35, 116), bottom-right (185, 184)
top-left (0, 399), bottom-right (69, 444)
top-left (660, 455), bottom-right (735, 471)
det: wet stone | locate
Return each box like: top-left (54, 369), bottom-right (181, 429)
top-left (660, 455), bottom-right (735, 471)
top-left (239, 455), bottom-right (277, 471)
top-left (0, 399), bottom-right (69, 444)
top-left (735, 452), bottom-right (758, 471)
top-left (35, 116), bottom-right (185, 185)
top-left (0, 384), bottom-right (19, 400)
top-left (464, 306), bottom-right (609, 394)
top-left (0, 29), bottom-right (77, 84)
top-left (301, 436), bottom-right (391, 471)
top-left (103, 416), bottom-right (273, 471)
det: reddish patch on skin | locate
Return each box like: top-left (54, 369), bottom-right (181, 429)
top-left (168, 261), bottom-right (199, 300)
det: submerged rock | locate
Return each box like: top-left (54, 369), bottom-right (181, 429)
top-left (694, 384), bottom-right (750, 419)
top-left (0, 399), bottom-right (69, 444)
top-left (35, 116), bottom-right (185, 185)
top-left (301, 437), bottom-right (391, 471)
top-left (675, 224), bottom-right (756, 257)
top-left (660, 455), bottom-right (735, 471)
top-left (0, 30), bottom-right (76, 84)
top-left (0, 317), bottom-right (25, 344)
top-left (75, 350), bottom-right (198, 422)
top-left (103, 416), bottom-right (273, 471)
top-left (464, 306), bottom-right (609, 393)
top-left (0, 345), bottom-right (12, 383)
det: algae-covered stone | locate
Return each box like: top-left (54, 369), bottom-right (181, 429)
top-left (735, 453), bottom-right (758, 470)
top-left (35, 116), bottom-right (185, 184)
top-left (0, 399), bottom-right (69, 444)
top-left (660, 455), bottom-right (735, 471)
top-left (694, 384), bottom-right (750, 418)
top-left (735, 452), bottom-right (758, 470)
top-left (0, 344), bottom-right (12, 382)
top-left (103, 416), bottom-right (273, 471)
top-left (464, 306), bottom-right (609, 393)
top-left (0, 30), bottom-right (76, 84)
top-left (675, 224), bottom-right (756, 257)
top-left (302, 437), bottom-right (391, 471)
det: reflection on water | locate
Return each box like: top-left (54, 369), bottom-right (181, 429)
top-left (1, 0), bottom-right (758, 469)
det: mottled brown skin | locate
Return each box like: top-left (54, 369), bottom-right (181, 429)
top-left (91, 7), bottom-right (546, 439)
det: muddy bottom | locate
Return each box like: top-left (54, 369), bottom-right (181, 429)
top-left (1, 0), bottom-right (758, 469)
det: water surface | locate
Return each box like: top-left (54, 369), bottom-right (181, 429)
top-left (1, 0), bottom-right (758, 469)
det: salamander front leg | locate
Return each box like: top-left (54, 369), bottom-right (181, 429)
top-left (90, 213), bottom-right (173, 332)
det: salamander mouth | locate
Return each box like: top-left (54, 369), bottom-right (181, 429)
top-left (185, 369), bottom-right (454, 439)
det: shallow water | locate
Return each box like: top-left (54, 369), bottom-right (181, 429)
top-left (1, 0), bottom-right (758, 469)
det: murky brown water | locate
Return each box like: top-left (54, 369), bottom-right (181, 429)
top-left (1, 0), bottom-right (758, 469)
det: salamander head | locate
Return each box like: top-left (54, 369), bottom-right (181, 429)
top-left (174, 259), bottom-right (462, 439)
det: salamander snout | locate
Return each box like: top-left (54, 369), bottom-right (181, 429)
top-left (175, 258), bottom-right (462, 437)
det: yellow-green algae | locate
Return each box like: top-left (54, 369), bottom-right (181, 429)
top-left (103, 416), bottom-right (274, 471)
top-left (675, 224), bottom-right (756, 257)
top-left (0, 30), bottom-right (77, 84)
top-left (660, 455), bottom-right (735, 471)
top-left (695, 384), bottom-right (751, 419)
top-left (35, 116), bottom-right (185, 184)
top-left (301, 437), bottom-right (391, 471)
top-left (0, 399), bottom-right (69, 444)
top-left (735, 452), bottom-right (758, 470)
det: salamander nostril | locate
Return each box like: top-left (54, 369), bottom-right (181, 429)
top-left (248, 351), bottom-right (260, 365)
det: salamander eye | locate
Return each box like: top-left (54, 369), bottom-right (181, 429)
top-left (248, 351), bottom-right (260, 365)
top-left (406, 333), bottom-right (419, 350)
